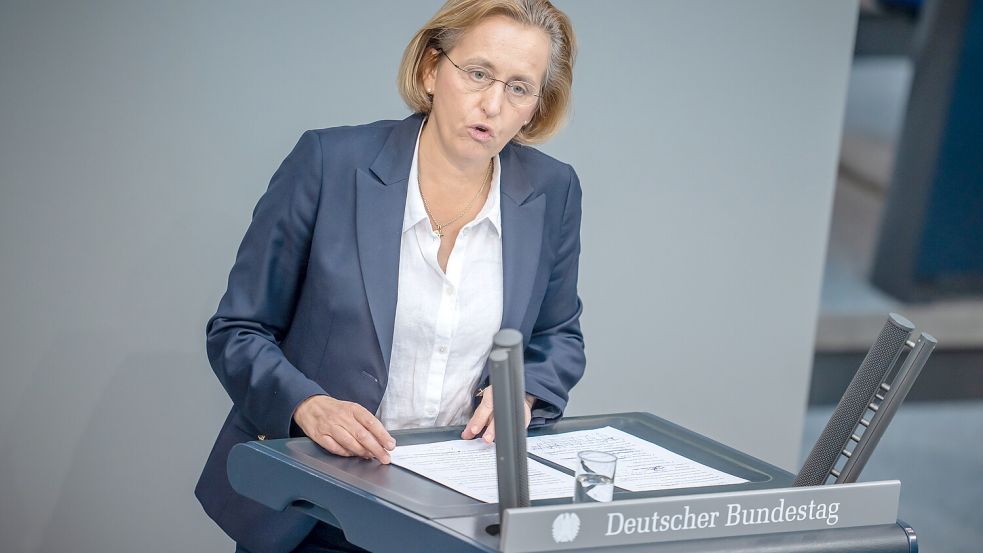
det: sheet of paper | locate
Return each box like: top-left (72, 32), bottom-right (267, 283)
top-left (390, 438), bottom-right (575, 503)
top-left (527, 426), bottom-right (747, 492)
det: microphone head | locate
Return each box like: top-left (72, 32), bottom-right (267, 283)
top-left (794, 314), bottom-right (913, 486)
top-left (887, 312), bottom-right (914, 331)
top-left (488, 349), bottom-right (509, 364)
top-left (493, 328), bottom-right (523, 349)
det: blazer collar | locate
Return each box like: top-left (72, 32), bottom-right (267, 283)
top-left (498, 142), bottom-right (535, 206)
top-left (370, 112), bottom-right (424, 186)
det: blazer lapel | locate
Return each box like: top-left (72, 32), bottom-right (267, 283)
top-left (499, 144), bottom-right (546, 334)
top-left (356, 114), bottom-right (423, 369)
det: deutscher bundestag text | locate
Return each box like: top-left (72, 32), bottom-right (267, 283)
top-left (605, 499), bottom-right (841, 536)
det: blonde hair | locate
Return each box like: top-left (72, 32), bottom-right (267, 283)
top-left (397, 0), bottom-right (576, 144)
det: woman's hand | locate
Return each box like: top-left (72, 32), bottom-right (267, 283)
top-left (293, 395), bottom-right (396, 464)
top-left (461, 386), bottom-right (534, 443)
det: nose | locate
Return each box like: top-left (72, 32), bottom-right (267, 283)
top-left (480, 81), bottom-right (506, 117)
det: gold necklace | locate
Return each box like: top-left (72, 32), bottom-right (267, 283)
top-left (420, 160), bottom-right (493, 239)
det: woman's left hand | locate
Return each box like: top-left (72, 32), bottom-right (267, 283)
top-left (461, 386), bottom-right (534, 443)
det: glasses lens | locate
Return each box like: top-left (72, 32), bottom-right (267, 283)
top-left (460, 66), bottom-right (493, 91)
top-left (454, 60), bottom-right (538, 106)
top-left (506, 81), bottom-right (537, 106)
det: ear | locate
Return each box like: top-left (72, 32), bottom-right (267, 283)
top-left (422, 48), bottom-right (440, 94)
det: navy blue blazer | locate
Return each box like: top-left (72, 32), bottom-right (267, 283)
top-left (196, 113), bottom-right (585, 553)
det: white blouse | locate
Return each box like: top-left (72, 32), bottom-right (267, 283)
top-left (376, 123), bottom-right (504, 430)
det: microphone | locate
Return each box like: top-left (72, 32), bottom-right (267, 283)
top-left (794, 313), bottom-right (915, 487)
top-left (489, 328), bottom-right (530, 523)
top-left (835, 331), bottom-right (936, 483)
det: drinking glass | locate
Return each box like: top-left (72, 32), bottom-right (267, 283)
top-left (573, 450), bottom-right (617, 503)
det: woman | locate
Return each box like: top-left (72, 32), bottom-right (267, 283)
top-left (196, 1), bottom-right (584, 552)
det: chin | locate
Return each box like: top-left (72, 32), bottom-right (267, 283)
top-left (458, 137), bottom-right (496, 155)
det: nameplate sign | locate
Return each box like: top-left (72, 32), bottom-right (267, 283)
top-left (499, 481), bottom-right (900, 553)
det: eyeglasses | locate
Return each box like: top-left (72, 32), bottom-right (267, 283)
top-left (438, 50), bottom-right (540, 107)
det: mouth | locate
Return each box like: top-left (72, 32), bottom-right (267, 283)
top-left (468, 124), bottom-right (495, 142)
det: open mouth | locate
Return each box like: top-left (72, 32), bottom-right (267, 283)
top-left (469, 124), bottom-right (494, 141)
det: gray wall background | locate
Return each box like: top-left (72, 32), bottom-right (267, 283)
top-left (0, 1), bottom-right (857, 551)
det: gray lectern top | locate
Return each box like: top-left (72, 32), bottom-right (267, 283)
top-left (227, 412), bottom-right (916, 553)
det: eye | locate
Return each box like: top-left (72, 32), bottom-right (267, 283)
top-left (467, 69), bottom-right (489, 82)
top-left (508, 82), bottom-right (531, 97)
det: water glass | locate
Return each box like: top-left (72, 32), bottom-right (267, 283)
top-left (573, 450), bottom-right (617, 503)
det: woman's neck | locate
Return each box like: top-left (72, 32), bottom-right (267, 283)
top-left (419, 118), bottom-right (492, 191)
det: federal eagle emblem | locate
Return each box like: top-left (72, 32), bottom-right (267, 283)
top-left (552, 512), bottom-right (581, 543)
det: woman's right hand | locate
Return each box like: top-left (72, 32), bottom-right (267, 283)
top-left (292, 395), bottom-right (396, 464)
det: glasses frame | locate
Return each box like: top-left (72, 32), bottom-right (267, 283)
top-left (437, 49), bottom-right (541, 108)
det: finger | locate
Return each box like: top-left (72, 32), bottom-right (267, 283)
top-left (463, 400), bottom-right (493, 439)
top-left (345, 418), bottom-right (391, 464)
top-left (330, 425), bottom-right (371, 459)
top-left (354, 408), bottom-right (396, 451)
top-left (484, 418), bottom-right (496, 444)
top-left (314, 433), bottom-right (351, 457)
top-left (461, 404), bottom-right (491, 440)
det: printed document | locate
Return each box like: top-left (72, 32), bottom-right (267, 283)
top-left (390, 438), bottom-right (575, 503)
top-left (526, 426), bottom-right (747, 491)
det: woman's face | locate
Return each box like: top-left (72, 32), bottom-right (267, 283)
top-left (424, 15), bottom-right (549, 166)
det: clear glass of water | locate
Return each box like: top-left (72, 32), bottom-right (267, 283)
top-left (573, 450), bottom-right (617, 503)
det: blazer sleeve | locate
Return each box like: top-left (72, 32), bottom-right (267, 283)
top-left (524, 165), bottom-right (586, 426)
top-left (205, 130), bottom-right (328, 438)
